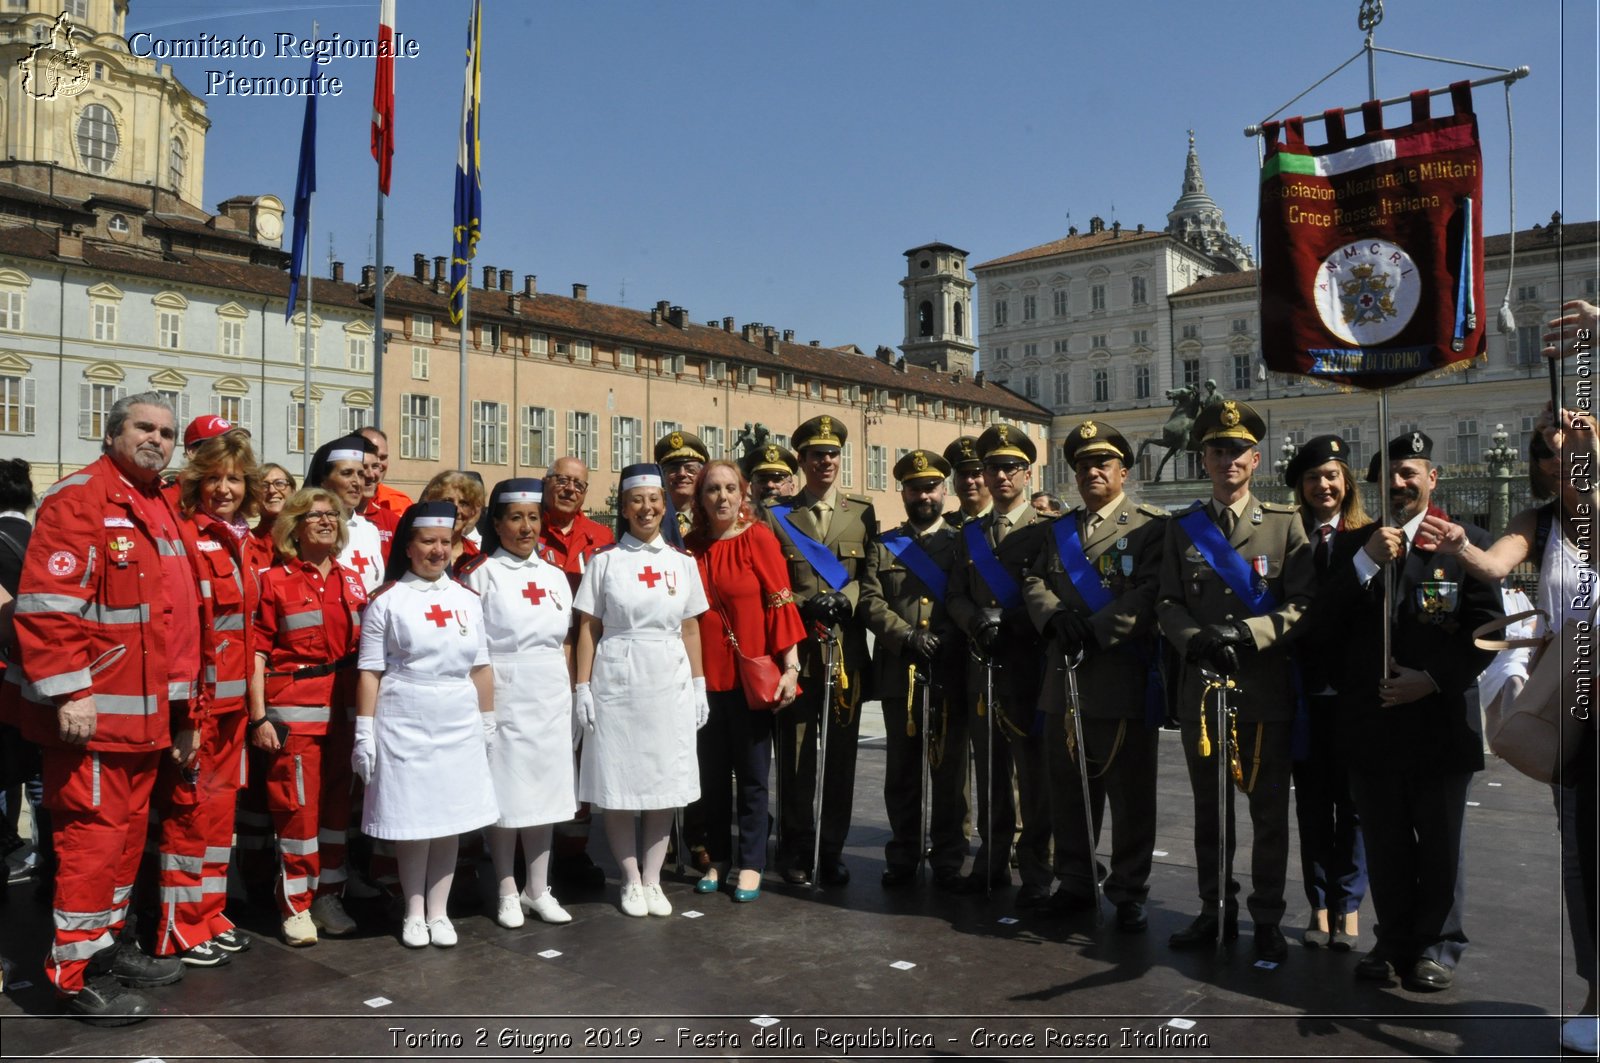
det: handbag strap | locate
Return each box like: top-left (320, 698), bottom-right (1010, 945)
top-left (1473, 608), bottom-right (1548, 651)
top-left (703, 562), bottom-right (745, 653)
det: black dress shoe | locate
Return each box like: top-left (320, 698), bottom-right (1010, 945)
top-left (1115, 901), bottom-right (1148, 933)
top-left (820, 860), bottom-right (850, 886)
top-left (1254, 924), bottom-right (1288, 962)
top-left (781, 866), bottom-right (811, 886)
top-left (1167, 911), bottom-right (1239, 950)
top-left (1014, 883), bottom-right (1052, 908)
top-left (98, 944), bottom-right (184, 988)
top-left (880, 865), bottom-right (915, 889)
top-left (1404, 958), bottom-right (1454, 992)
top-left (66, 975), bottom-right (152, 1027)
top-left (932, 868), bottom-right (964, 893)
top-left (1355, 952), bottom-right (1396, 982)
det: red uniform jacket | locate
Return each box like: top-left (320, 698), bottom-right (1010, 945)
top-left (253, 559), bottom-right (366, 735)
top-left (539, 510), bottom-right (614, 595)
top-left (6, 455), bottom-right (209, 752)
top-left (189, 512), bottom-right (260, 716)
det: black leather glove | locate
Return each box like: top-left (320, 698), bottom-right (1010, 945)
top-left (1188, 621), bottom-right (1249, 663)
top-left (1049, 610), bottom-right (1096, 655)
top-left (906, 629), bottom-right (941, 663)
top-left (799, 595), bottom-right (830, 626)
top-left (802, 591), bottom-right (851, 627)
top-left (973, 609), bottom-right (1003, 652)
top-left (1205, 642), bottom-right (1240, 676)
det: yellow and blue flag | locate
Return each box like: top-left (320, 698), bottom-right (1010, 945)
top-left (449, 0), bottom-right (482, 325)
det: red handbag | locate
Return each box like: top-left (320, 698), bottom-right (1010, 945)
top-left (708, 580), bottom-right (793, 711)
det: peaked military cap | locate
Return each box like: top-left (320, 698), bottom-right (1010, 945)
top-left (741, 443), bottom-right (797, 480)
top-left (1365, 430), bottom-right (1435, 482)
top-left (1283, 433), bottom-right (1350, 487)
top-left (975, 422), bottom-right (1037, 465)
top-left (654, 430), bottom-right (709, 465)
top-left (894, 448), bottom-right (951, 485)
top-left (1193, 399), bottom-right (1266, 447)
top-left (793, 415), bottom-right (847, 451)
top-left (1062, 419), bottom-right (1132, 466)
top-left (944, 435), bottom-right (983, 471)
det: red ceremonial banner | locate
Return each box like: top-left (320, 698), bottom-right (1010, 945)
top-left (1258, 81), bottom-right (1486, 391)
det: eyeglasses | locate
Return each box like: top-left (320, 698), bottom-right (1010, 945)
top-left (302, 511), bottom-right (340, 524)
top-left (263, 479), bottom-right (293, 491)
top-left (664, 460), bottom-right (704, 473)
top-left (985, 463), bottom-right (1028, 477)
top-left (546, 474), bottom-right (588, 493)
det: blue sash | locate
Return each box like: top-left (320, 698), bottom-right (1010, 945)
top-left (1176, 508), bottom-right (1279, 614)
top-left (771, 504), bottom-right (850, 591)
top-left (878, 528), bottom-right (948, 603)
top-left (962, 520), bottom-right (1022, 610)
top-left (1051, 517), bottom-right (1113, 613)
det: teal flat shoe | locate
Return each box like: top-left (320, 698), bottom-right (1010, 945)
top-left (732, 886), bottom-right (760, 903)
top-left (694, 875), bottom-right (720, 894)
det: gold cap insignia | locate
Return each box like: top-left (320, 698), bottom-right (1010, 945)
top-left (669, 431), bottom-right (683, 449)
top-left (1081, 421), bottom-right (1098, 439)
top-left (912, 451), bottom-right (928, 471)
top-left (820, 416), bottom-right (832, 437)
top-left (764, 445), bottom-right (779, 462)
top-left (1220, 401), bottom-right (1240, 429)
top-left (997, 425), bottom-right (1009, 443)
top-left (961, 440), bottom-right (975, 456)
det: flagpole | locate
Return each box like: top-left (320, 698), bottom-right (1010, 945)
top-left (302, 18), bottom-right (318, 480)
top-left (459, 282), bottom-right (469, 466)
top-left (373, 190), bottom-right (385, 430)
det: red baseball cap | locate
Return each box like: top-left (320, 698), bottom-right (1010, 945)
top-left (184, 414), bottom-right (242, 448)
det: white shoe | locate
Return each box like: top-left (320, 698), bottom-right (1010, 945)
top-left (1561, 1016), bottom-right (1598, 1054)
top-left (643, 882), bottom-right (672, 917)
top-left (521, 888), bottom-right (572, 925)
top-left (427, 918), bottom-right (457, 947)
top-left (400, 917), bottom-right (428, 948)
top-left (496, 894), bottom-right (525, 929)
top-left (619, 883), bottom-right (647, 917)
top-left (281, 909), bottom-right (318, 948)
top-left (310, 894), bottom-right (357, 937)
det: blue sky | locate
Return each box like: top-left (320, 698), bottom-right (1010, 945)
top-left (133, 0), bottom-right (1595, 355)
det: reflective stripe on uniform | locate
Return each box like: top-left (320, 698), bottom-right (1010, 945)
top-left (319, 865), bottom-right (347, 885)
top-left (198, 579), bottom-right (212, 599)
top-left (91, 752), bottom-right (101, 806)
top-left (155, 537), bottom-right (187, 557)
top-left (204, 846), bottom-right (233, 864)
top-left (96, 694), bottom-right (160, 716)
top-left (317, 828), bottom-right (347, 847)
top-left (201, 876), bottom-right (228, 895)
top-left (168, 681), bottom-right (194, 701)
top-left (266, 705), bottom-right (331, 724)
top-left (213, 679), bottom-right (247, 699)
top-left (279, 836), bottom-right (318, 856)
top-left (50, 934), bottom-right (115, 963)
top-left (40, 473), bottom-right (94, 501)
top-left (17, 593), bottom-right (153, 627)
top-left (31, 667), bottom-right (93, 698)
top-left (214, 613), bottom-right (246, 632)
top-left (159, 884), bottom-right (205, 904)
top-left (282, 610), bottom-right (324, 631)
top-left (281, 875), bottom-right (311, 896)
top-left (53, 905), bottom-right (122, 932)
top-left (158, 853), bottom-right (204, 873)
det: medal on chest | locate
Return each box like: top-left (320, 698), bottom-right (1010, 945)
top-left (1252, 554), bottom-right (1270, 594)
top-left (108, 535), bottom-right (135, 567)
top-left (1096, 552), bottom-right (1114, 588)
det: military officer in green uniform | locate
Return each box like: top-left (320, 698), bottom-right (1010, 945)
top-left (1023, 419), bottom-right (1166, 931)
top-left (762, 415), bottom-right (876, 886)
top-left (944, 435), bottom-right (992, 528)
top-left (1156, 399), bottom-right (1314, 962)
top-left (741, 443), bottom-right (798, 505)
top-left (656, 430), bottom-right (710, 538)
top-left (859, 449), bottom-right (967, 890)
top-left (946, 423), bottom-right (1050, 897)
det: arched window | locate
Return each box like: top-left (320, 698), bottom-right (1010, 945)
top-left (168, 137), bottom-right (185, 192)
top-left (918, 300), bottom-right (933, 337)
top-left (76, 104), bottom-right (119, 175)
top-left (953, 301), bottom-right (965, 337)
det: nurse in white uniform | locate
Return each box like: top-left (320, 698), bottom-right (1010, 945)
top-left (573, 464), bottom-right (710, 918)
top-left (307, 434), bottom-right (386, 595)
top-left (459, 478), bottom-right (577, 928)
top-left (352, 501), bottom-right (499, 948)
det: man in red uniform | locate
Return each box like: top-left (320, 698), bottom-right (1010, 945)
top-left (11, 393), bottom-right (203, 1023)
top-left (537, 456), bottom-right (613, 888)
top-left (356, 446), bottom-right (400, 562)
top-left (358, 426), bottom-right (413, 516)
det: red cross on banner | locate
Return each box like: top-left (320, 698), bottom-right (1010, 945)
top-left (638, 566), bottom-right (662, 589)
top-left (522, 582), bottom-right (547, 605)
top-left (424, 603), bottom-right (452, 628)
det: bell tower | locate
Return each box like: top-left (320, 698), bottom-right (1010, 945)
top-left (900, 242), bottom-right (977, 375)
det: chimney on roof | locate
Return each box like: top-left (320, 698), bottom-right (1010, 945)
top-left (413, 253), bottom-right (427, 281)
top-left (499, 269), bottom-right (512, 292)
top-left (1068, 225), bottom-right (1078, 236)
top-left (361, 265), bottom-right (376, 288)
top-left (1089, 216), bottom-right (1105, 234)
top-left (809, 340), bottom-right (821, 347)
top-left (432, 255), bottom-right (447, 284)
top-left (1112, 220), bottom-right (1121, 237)
top-left (331, 261), bottom-right (344, 283)
top-left (572, 283), bottom-right (588, 301)
top-left (723, 316), bottom-right (734, 332)
top-left (763, 326), bottom-right (776, 341)
top-left (782, 329), bottom-right (794, 343)
top-left (1550, 210), bottom-right (1563, 238)
top-left (55, 229), bottom-right (83, 259)
top-left (952, 369), bottom-right (963, 383)
top-left (875, 345), bottom-right (894, 364)
top-left (668, 305), bottom-right (687, 329)
top-left (974, 370), bottom-right (986, 386)
top-left (741, 323), bottom-right (756, 342)
top-left (523, 275), bottom-right (537, 296)
top-left (1136, 223), bottom-right (1145, 233)
top-left (483, 265), bottom-right (496, 289)
top-left (508, 292), bottom-right (521, 315)
top-left (655, 300), bottom-right (670, 317)
top-left (895, 356), bottom-right (907, 373)
top-left (766, 332), bottom-right (781, 354)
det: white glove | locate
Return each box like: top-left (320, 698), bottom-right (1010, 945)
top-left (480, 712), bottom-right (498, 754)
top-left (573, 683), bottom-right (595, 750)
top-left (352, 716), bottom-right (376, 784)
top-left (693, 676), bottom-right (710, 730)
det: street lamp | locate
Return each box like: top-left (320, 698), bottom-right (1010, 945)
top-left (1485, 423), bottom-right (1518, 535)
top-left (1272, 437), bottom-right (1299, 479)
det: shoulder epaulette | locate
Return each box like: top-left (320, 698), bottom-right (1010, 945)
top-left (592, 542), bottom-right (618, 555)
top-left (455, 552), bottom-right (490, 577)
top-left (843, 493), bottom-right (873, 508)
top-left (1260, 501), bottom-right (1296, 513)
top-left (1137, 503), bottom-right (1169, 518)
top-left (367, 580), bottom-right (399, 601)
top-left (670, 543), bottom-right (693, 557)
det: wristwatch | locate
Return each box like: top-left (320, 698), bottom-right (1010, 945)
top-left (785, 663), bottom-right (802, 674)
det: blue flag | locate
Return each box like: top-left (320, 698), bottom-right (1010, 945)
top-left (285, 57), bottom-right (317, 321)
top-left (449, 0), bottom-right (482, 325)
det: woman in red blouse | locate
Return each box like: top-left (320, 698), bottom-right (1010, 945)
top-left (684, 460), bottom-right (804, 902)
